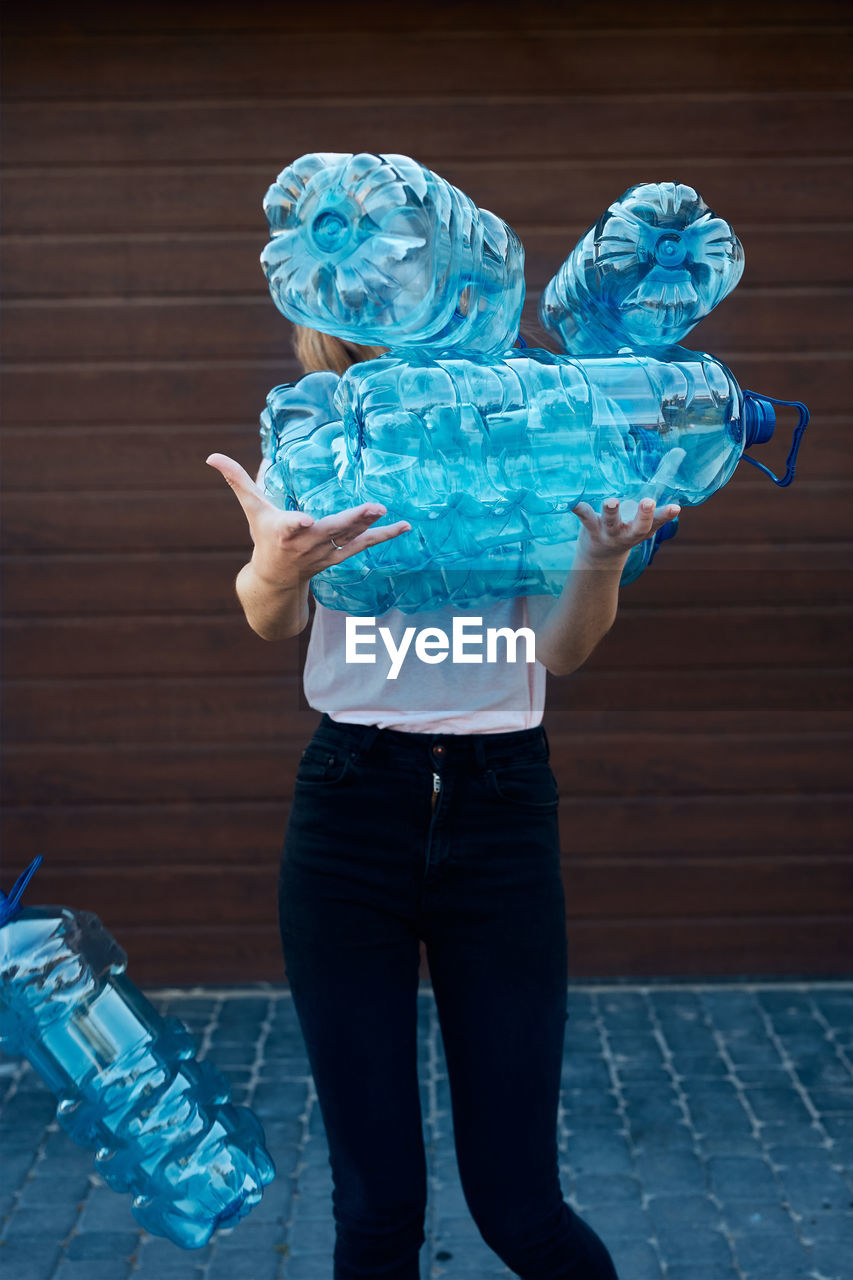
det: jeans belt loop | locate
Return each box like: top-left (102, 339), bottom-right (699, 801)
top-left (541, 724), bottom-right (551, 760)
top-left (356, 723), bottom-right (381, 759)
top-left (473, 736), bottom-right (489, 770)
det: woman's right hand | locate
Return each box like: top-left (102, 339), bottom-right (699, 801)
top-left (206, 453), bottom-right (412, 591)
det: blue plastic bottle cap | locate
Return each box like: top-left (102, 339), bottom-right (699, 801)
top-left (742, 391), bottom-right (776, 448)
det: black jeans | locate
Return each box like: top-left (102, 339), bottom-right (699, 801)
top-left (278, 713), bottom-right (619, 1280)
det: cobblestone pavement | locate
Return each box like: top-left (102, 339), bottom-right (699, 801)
top-left (1, 982), bottom-right (852, 1280)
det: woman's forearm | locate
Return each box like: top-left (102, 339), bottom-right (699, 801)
top-left (533, 548), bottom-right (628, 676)
top-left (236, 560), bottom-right (311, 641)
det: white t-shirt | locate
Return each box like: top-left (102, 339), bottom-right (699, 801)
top-left (302, 595), bottom-right (547, 734)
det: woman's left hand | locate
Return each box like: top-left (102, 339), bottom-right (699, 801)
top-left (572, 497), bottom-right (681, 567)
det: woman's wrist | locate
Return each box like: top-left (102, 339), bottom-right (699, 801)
top-left (244, 553), bottom-right (310, 595)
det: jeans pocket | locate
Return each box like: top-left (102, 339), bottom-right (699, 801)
top-left (295, 742), bottom-right (353, 787)
top-left (485, 761), bottom-right (560, 810)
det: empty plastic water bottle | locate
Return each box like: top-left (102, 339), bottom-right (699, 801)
top-left (0, 858), bottom-right (275, 1250)
top-left (261, 349), bottom-right (807, 615)
top-left (539, 182), bottom-right (744, 355)
top-left (260, 152), bottom-right (525, 355)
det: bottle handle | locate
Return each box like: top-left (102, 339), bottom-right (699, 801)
top-left (0, 855), bottom-right (44, 927)
top-left (740, 392), bottom-right (810, 488)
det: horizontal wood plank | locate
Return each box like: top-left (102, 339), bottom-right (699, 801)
top-left (4, 30), bottom-right (852, 100)
top-left (3, 0), bottom-right (848, 35)
top-left (4, 96), bottom-right (850, 168)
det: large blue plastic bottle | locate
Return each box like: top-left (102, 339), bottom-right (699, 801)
top-left (539, 182), bottom-right (744, 355)
top-left (261, 350), bottom-right (806, 615)
top-left (0, 859), bottom-right (275, 1250)
top-left (260, 152), bottom-right (525, 355)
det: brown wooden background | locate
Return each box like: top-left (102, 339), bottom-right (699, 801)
top-left (2, 0), bottom-right (851, 982)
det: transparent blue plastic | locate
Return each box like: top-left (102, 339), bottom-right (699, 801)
top-left (261, 152), bottom-right (525, 355)
top-left (262, 348), bottom-right (777, 615)
top-left (0, 862), bottom-right (275, 1250)
top-left (539, 182), bottom-right (744, 355)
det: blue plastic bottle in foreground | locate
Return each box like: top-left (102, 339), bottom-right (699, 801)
top-left (261, 350), bottom-right (807, 615)
top-left (0, 859), bottom-right (275, 1250)
top-left (261, 152), bottom-right (525, 355)
top-left (539, 182), bottom-right (744, 355)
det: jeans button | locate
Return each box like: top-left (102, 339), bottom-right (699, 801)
top-left (432, 744), bottom-right (446, 761)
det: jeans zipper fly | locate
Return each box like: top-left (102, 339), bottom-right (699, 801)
top-left (431, 771), bottom-right (441, 812)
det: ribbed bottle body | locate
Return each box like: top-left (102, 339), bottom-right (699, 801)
top-left (261, 349), bottom-right (744, 613)
top-left (0, 907), bottom-right (275, 1249)
top-left (539, 181), bottom-right (744, 355)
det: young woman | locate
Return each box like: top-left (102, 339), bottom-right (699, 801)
top-left (207, 326), bottom-right (680, 1280)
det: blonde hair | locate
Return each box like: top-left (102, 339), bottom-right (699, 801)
top-left (292, 324), bottom-right (387, 375)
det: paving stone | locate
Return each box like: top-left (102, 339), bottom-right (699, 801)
top-left (731, 1234), bottom-right (816, 1277)
top-left (669, 1052), bottom-right (729, 1079)
top-left (563, 1131), bottom-right (634, 1175)
top-left (799, 1208), bottom-right (853, 1243)
top-left (807, 1087), bottom-right (853, 1114)
top-left (631, 1150), bottom-right (709, 1195)
top-left (207, 1248), bottom-right (284, 1279)
top-left (64, 1229), bottom-right (140, 1260)
top-left (131, 1262), bottom-right (206, 1280)
top-left (758, 1118), bottom-right (827, 1148)
top-left (580, 1200), bottom-right (652, 1241)
top-left (664, 1267), bottom-right (739, 1280)
top-left (0, 1149), bottom-right (34, 1192)
top-left (1, 1203), bottom-right (80, 1241)
top-left (52, 1262), bottom-right (135, 1280)
top-left (279, 1256), bottom-right (337, 1278)
top-left (212, 1222), bottom-right (286, 1253)
top-left (706, 1155), bottom-right (781, 1203)
top-left (15, 1172), bottom-right (92, 1209)
top-left (604, 1238), bottom-right (663, 1280)
top-left (572, 1172), bottom-right (643, 1206)
top-left (134, 1235), bottom-right (212, 1272)
top-left (629, 1120), bottom-right (696, 1153)
top-left (720, 1201), bottom-right (802, 1236)
top-left (721, 1038), bottom-right (785, 1067)
top-left (0, 1239), bottom-right (63, 1280)
top-left (804, 1243), bottom-right (852, 1280)
top-left (76, 1190), bottom-right (138, 1233)
top-left (646, 1193), bottom-right (721, 1231)
top-left (774, 1160), bottom-right (853, 1212)
top-left (655, 1225), bottom-right (734, 1266)
top-left (741, 1086), bottom-right (813, 1125)
top-left (287, 1215), bottom-right (337, 1252)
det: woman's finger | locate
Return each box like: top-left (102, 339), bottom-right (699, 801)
top-left (206, 453), bottom-right (268, 515)
top-left (331, 519), bottom-right (412, 559)
top-left (313, 502), bottom-right (391, 546)
top-left (650, 503), bottom-right (681, 533)
top-left (602, 497), bottom-right (622, 529)
top-left (636, 498), bottom-right (657, 532)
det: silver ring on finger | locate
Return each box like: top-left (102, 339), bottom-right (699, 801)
top-left (329, 535), bottom-right (346, 551)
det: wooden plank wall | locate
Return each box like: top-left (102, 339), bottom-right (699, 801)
top-left (2, 0), bottom-right (851, 982)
